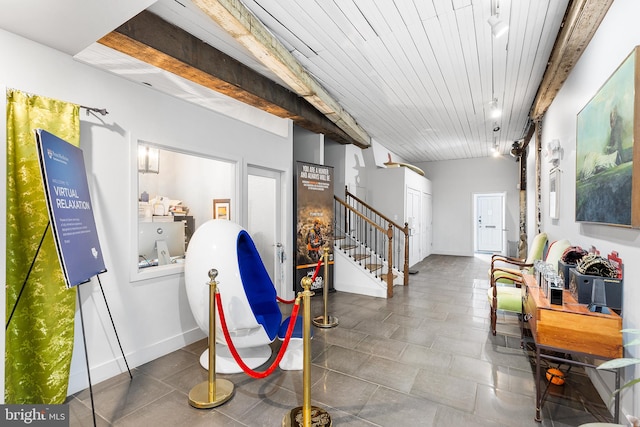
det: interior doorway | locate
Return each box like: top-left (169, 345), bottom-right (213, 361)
top-left (247, 166), bottom-right (284, 294)
top-left (474, 192), bottom-right (506, 254)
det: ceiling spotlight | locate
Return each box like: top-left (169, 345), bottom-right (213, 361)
top-left (492, 141), bottom-right (501, 157)
top-left (493, 124), bottom-right (501, 132)
top-left (489, 99), bottom-right (501, 119)
top-left (488, 15), bottom-right (508, 38)
top-left (488, 0), bottom-right (508, 38)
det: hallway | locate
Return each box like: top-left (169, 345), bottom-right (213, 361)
top-left (67, 255), bottom-right (614, 426)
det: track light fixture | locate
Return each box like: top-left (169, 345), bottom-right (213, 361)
top-left (492, 139), bottom-right (501, 157)
top-left (488, 0), bottom-right (508, 38)
top-left (489, 98), bottom-right (501, 119)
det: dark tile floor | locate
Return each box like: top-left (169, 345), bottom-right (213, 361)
top-left (67, 255), bottom-right (616, 426)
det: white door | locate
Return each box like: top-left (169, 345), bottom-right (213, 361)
top-left (476, 194), bottom-right (504, 253)
top-left (247, 167), bottom-right (282, 290)
top-left (406, 186), bottom-right (421, 265)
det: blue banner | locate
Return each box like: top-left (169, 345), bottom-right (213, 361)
top-left (36, 129), bottom-right (106, 287)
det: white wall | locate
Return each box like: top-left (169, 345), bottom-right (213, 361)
top-left (325, 140), bottom-right (369, 201)
top-left (539, 0), bottom-right (640, 418)
top-left (293, 125), bottom-right (324, 165)
top-left (416, 157), bottom-right (520, 256)
top-left (0, 28), bottom-right (294, 395)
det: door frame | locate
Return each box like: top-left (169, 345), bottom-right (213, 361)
top-left (473, 192), bottom-right (506, 254)
top-left (246, 165), bottom-right (287, 297)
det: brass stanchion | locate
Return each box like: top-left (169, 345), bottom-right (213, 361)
top-left (189, 269), bottom-right (234, 408)
top-left (283, 277), bottom-right (332, 427)
top-left (313, 248), bottom-right (339, 328)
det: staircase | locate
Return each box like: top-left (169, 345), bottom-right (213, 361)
top-left (333, 188), bottom-right (409, 298)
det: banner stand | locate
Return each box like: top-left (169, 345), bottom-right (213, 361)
top-left (33, 129), bottom-right (131, 425)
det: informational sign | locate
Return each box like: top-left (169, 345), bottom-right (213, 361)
top-left (35, 129), bottom-right (106, 287)
top-left (294, 161), bottom-right (334, 293)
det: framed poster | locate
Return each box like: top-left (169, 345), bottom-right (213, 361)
top-left (576, 46), bottom-right (640, 227)
top-left (213, 199), bottom-right (230, 220)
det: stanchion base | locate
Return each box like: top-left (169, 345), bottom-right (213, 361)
top-left (188, 379), bottom-right (234, 409)
top-left (312, 315), bottom-right (339, 328)
top-left (282, 406), bottom-right (332, 427)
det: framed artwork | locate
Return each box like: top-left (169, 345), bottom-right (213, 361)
top-left (213, 199), bottom-right (230, 220)
top-left (549, 168), bottom-right (560, 220)
top-left (576, 46), bottom-right (640, 227)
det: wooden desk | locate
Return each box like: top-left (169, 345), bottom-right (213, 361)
top-left (522, 274), bottom-right (622, 422)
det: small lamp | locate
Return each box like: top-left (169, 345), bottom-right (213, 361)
top-left (138, 145), bottom-right (160, 174)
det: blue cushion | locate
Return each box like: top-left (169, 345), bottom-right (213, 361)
top-left (237, 230), bottom-right (281, 340)
top-left (278, 316), bottom-right (311, 340)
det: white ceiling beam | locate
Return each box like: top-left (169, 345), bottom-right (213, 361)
top-left (193, 0), bottom-right (371, 148)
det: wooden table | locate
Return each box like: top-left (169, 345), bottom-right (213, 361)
top-left (522, 274), bottom-right (622, 422)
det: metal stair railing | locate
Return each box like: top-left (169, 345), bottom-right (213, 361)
top-left (333, 187), bottom-right (410, 298)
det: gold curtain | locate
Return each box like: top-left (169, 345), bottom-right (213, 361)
top-left (5, 89), bottom-right (79, 403)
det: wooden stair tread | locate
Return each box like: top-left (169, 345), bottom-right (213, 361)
top-left (353, 253), bottom-right (369, 261)
top-left (379, 273), bottom-right (398, 281)
top-left (341, 244), bottom-right (357, 250)
top-left (366, 263), bottom-right (383, 271)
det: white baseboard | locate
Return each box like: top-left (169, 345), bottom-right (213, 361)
top-left (67, 327), bottom-right (205, 395)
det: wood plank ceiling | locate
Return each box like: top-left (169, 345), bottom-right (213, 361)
top-left (73, 0), bottom-right (611, 162)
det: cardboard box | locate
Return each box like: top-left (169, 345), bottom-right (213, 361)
top-left (568, 269), bottom-right (623, 311)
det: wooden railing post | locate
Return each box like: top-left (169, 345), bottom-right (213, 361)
top-left (334, 193), bottom-right (413, 297)
top-left (403, 222), bottom-right (410, 286)
top-left (387, 224), bottom-right (393, 298)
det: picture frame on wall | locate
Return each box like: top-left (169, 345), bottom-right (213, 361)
top-left (550, 168), bottom-right (560, 220)
top-left (575, 45), bottom-right (640, 227)
top-left (213, 199), bottom-right (230, 220)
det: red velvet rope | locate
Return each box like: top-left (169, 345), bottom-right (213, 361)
top-left (276, 295), bottom-right (295, 304)
top-left (215, 292), bottom-right (300, 379)
top-left (312, 257), bottom-right (323, 281)
top-left (276, 257), bottom-right (322, 304)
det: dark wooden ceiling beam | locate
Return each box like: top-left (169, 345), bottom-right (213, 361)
top-left (98, 10), bottom-right (363, 147)
top-left (531, 0), bottom-right (614, 121)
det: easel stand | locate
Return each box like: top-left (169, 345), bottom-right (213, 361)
top-left (77, 273), bottom-right (132, 427)
top-left (188, 269), bottom-right (234, 408)
top-left (312, 248), bottom-right (338, 328)
top-left (5, 224), bottom-right (50, 330)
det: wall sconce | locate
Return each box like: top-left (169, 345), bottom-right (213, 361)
top-left (138, 145), bottom-right (160, 174)
top-left (488, 0), bottom-right (508, 38)
top-left (545, 139), bottom-right (562, 166)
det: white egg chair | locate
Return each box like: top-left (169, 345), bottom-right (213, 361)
top-left (185, 219), bottom-right (283, 373)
